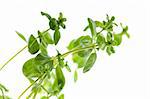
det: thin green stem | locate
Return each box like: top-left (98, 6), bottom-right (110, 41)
top-left (0, 28), bottom-right (50, 71)
top-left (17, 73), bottom-right (46, 99)
top-left (0, 89), bottom-right (5, 99)
top-left (0, 45), bottom-right (27, 70)
top-left (52, 44), bottom-right (98, 62)
top-left (61, 44), bottom-right (98, 58)
top-left (41, 85), bottom-right (50, 95)
top-left (18, 44), bottom-right (99, 98)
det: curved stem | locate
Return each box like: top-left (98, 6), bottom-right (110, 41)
top-left (0, 89), bottom-right (5, 99)
top-left (18, 45), bottom-right (99, 98)
top-left (62, 44), bottom-right (98, 58)
top-left (0, 45), bottom-right (27, 70)
top-left (52, 44), bottom-right (98, 61)
top-left (0, 28), bottom-right (50, 71)
top-left (18, 74), bottom-right (46, 99)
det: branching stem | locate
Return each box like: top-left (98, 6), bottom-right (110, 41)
top-left (0, 28), bottom-right (50, 71)
top-left (18, 73), bottom-right (46, 99)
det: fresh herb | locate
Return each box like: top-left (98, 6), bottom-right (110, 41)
top-left (0, 12), bottom-right (129, 99)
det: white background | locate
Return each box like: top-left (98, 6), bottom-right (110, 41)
top-left (0, 0), bottom-right (150, 99)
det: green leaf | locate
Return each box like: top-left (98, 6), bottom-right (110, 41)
top-left (22, 58), bottom-right (43, 79)
top-left (56, 66), bottom-right (65, 90)
top-left (107, 32), bottom-right (113, 42)
top-left (58, 12), bottom-right (67, 29)
top-left (74, 70), bottom-right (78, 82)
top-left (83, 26), bottom-right (89, 31)
top-left (49, 18), bottom-right (59, 30)
top-left (106, 46), bottom-right (115, 55)
top-left (95, 21), bottom-right (104, 28)
top-left (39, 44), bottom-right (48, 56)
top-left (72, 54), bottom-right (87, 68)
top-left (68, 36), bottom-right (93, 68)
top-left (122, 25), bottom-right (130, 38)
top-left (0, 84), bottom-right (8, 92)
top-left (58, 94), bottom-right (64, 99)
top-left (35, 54), bottom-right (50, 65)
top-left (113, 34), bottom-right (122, 46)
top-left (41, 96), bottom-right (49, 99)
top-left (41, 12), bottom-right (51, 20)
top-left (52, 77), bottom-right (60, 94)
top-left (39, 31), bottom-right (53, 44)
top-left (68, 35), bottom-right (92, 50)
top-left (54, 30), bottom-right (61, 45)
top-left (28, 35), bottom-right (39, 54)
top-left (0, 96), bottom-right (11, 99)
top-left (65, 62), bottom-right (71, 72)
top-left (84, 21), bottom-right (104, 31)
top-left (87, 18), bottom-right (96, 37)
top-left (83, 53), bottom-right (97, 73)
top-left (96, 34), bottom-right (106, 50)
top-left (22, 56), bottom-right (53, 80)
top-left (16, 31), bottom-right (27, 42)
top-left (67, 39), bottom-right (76, 50)
top-left (43, 32), bottom-right (54, 44)
top-left (77, 49), bottom-right (92, 57)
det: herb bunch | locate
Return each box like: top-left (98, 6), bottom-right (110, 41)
top-left (0, 12), bottom-right (129, 99)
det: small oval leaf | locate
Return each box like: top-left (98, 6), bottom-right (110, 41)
top-left (56, 66), bottom-right (65, 90)
top-left (74, 70), bottom-right (78, 82)
top-left (16, 31), bottom-right (27, 42)
top-left (87, 18), bottom-right (96, 37)
top-left (58, 94), bottom-right (64, 99)
top-left (28, 35), bottom-right (39, 54)
top-left (83, 53), bottom-right (97, 73)
top-left (54, 30), bottom-right (60, 45)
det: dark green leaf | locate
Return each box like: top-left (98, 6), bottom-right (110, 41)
top-left (87, 18), bottom-right (96, 37)
top-left (16, 31), bottom-right (27, 42)
top-left (49, 18), bottom-right (59, 30)
top-left (28, 35), bottom-right (39, 54)
top-left (74, 70), bottom-right (78, 82)
top-left (56, 66), bottom-right (65, 90)
top-left (54, 30), bottom-right (60, 45)
top-left (83, 26), bottom-right (89, 31)
top-left (83, 53), bottom-right (97, 73)
top-left (41, 12), bottom-right (51, 20)
top-left (58, 94), bottom-right (64, 99)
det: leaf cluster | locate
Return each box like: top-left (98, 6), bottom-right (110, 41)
top-left (1, 12), bottom-right (129, 99)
